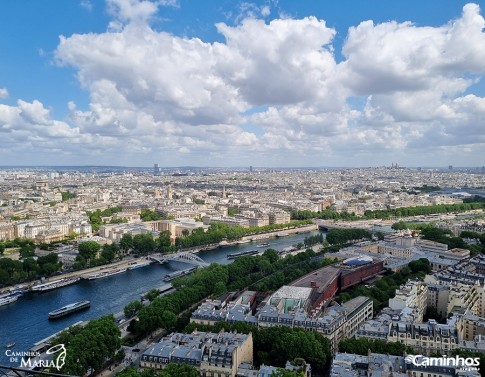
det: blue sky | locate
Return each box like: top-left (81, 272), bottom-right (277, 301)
top-left (1, 0), bottom-right (485, 166)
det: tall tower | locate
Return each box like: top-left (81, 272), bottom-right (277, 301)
top-left (154, 163), bottom-right (159, 175)
top-left (250, 165), bottom-right (253, 172)
top-left (167, 184), bottom-right (173, 199)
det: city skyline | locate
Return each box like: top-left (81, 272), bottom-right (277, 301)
top-left (1, 0), bottom-right (485, 167)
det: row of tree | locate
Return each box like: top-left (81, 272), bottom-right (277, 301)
top-left (303, 233), bottom-right (324, 247)
top-left (52, 315), bottom-right (122, 376)
top-left (128, 249), bottom-right (333, 339)
top-left (0, 253), bottom-right (62, 287)
top-left (291, 201), bottom-right (485, 222)
top-left (339, 337), bottom-right (414, 356)
top-left (117, 365), bottom-right (199, 377)
top-left (174, 220), bottom-right (313, 249)
top-left (291, 209), bottom-right (359, 221)
top-left (61, 191), bottom-right (77, 201)
top-left (363, 202), bottom-right (485, 219)
top-left (140, 209), bottom-right (164, 221)
top-left (0, 238), bottom-right (36, 258)
top-left (118, 231), bottom-right (174, 254)
top-left (325, 228), bottom-right (372, 245)
top-left (72, 241), bottom-right (121, 269)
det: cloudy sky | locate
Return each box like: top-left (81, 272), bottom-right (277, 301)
top-left (1, 0), bottom-right (484, 167)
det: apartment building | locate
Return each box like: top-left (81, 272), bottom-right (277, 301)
top-left (140, 331), bottom-right (253, 377)
top-left (0, 223), bottom-right (15, 240)
top-left (389, 280), bottom-right (428, 322)
top-left (191, 291), bottom-right (373, 355)
top-left (387, 319), bottom-right (459, 355)
top-left (268, 211), bottom-right (291, 225)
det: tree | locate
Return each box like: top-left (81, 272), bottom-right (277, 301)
top-left (160, 363), bottom-right (199, 377)
top-left (19, 241), bottom-right (35, 259)
top-left (158, 231), bottom-right (172, 253)
top-left (326, 228), bottom-right (371, 245)
top-left (133, 234), bottom-right (156, 254)
top-left (61, 191), bottom-right (77, 201)
top-left (60, 315), bottom-right (121, 376)
top-left (423, 306), bottom-right (446, 324)
top-left (78, 241), bottom-right (100, 262)
top-left (37, 253), bottom-right (62, 275)
top-left (124, 300), bottom-right (144, 318)
top-left (161, 310), bottom-right (177, 332)
top-left (145, 289), bottom-right (160, 301)
top-left (101, 244), bottom-right (117, 262)
top-left (408, 258), bottom-right (431, 274)
top-left (271, 369), bottom-right (303, 377)
top-left (262, 249), bottom-right (279, 263)
top-left (392, 221), bottom-right (410, 230)
top-left (213, 281), bottom-right (227, 296)
top-left (140, 209), bottom-right (163, 222)
top-left (120, 234), bottom-right (133, 251)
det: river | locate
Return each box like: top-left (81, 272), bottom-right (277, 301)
top-left (0, 230), bottom-right (322, 365)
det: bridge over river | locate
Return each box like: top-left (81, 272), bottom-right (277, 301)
top-left (150, 252), bottom-right (210, 267)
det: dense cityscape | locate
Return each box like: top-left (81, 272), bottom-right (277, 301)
top-left (0, 166), bottom-right (484, 377)
top-left (2, 0), bottom-right (485, 376)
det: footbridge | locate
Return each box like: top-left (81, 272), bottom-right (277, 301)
top-left (150, 252), bottom-right (209, 267)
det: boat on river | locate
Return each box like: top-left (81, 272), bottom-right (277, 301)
top-left (31, 277), bottom-right (81, 292)
top-left (0, 295), bottom-right (18, 307)
top-left (163, 267), bottom-right (198, 282)
top-left (226, 249), bottom-right (259, 259)
top-left (128, 261), bottom-right (151, 270)
top-left (83, 268), bottom-right (126, 280)
top-left (48, 300), bottom-right (91, 319)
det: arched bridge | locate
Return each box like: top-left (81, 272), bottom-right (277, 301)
top-left (150, 252), bottom-right (209, 267)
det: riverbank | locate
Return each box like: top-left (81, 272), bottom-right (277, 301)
top-left (0, 224), bottom-right (319, 295)
top-left (0, 256), bottom-right (145, 295)
top-left (0, 229), bottom-right (323, 367)
top-left (241, 223), bottom-right (318, 241)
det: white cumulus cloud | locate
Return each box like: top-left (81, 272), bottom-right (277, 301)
top-left (3, 0), bottom-right (485, 166)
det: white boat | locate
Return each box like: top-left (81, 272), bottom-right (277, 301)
top-left (256, 243), bottom-right (271, 248)
top-left (0, 289), bottom-right (23, 300)
top-left (83, 268), bottom-right (126, 280)
top-left (49, 300), bottom-right (91, 319)
top-left (227, 249), bottom-right (259, 259)
top-left (31, 277), bottom-right (81, 292)
top-left (163, 267), bottom-right (198, 282)
top-left (128, 262), bottom-right (151, 270)
top-left (0, 295), bottom-right (18, 307)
